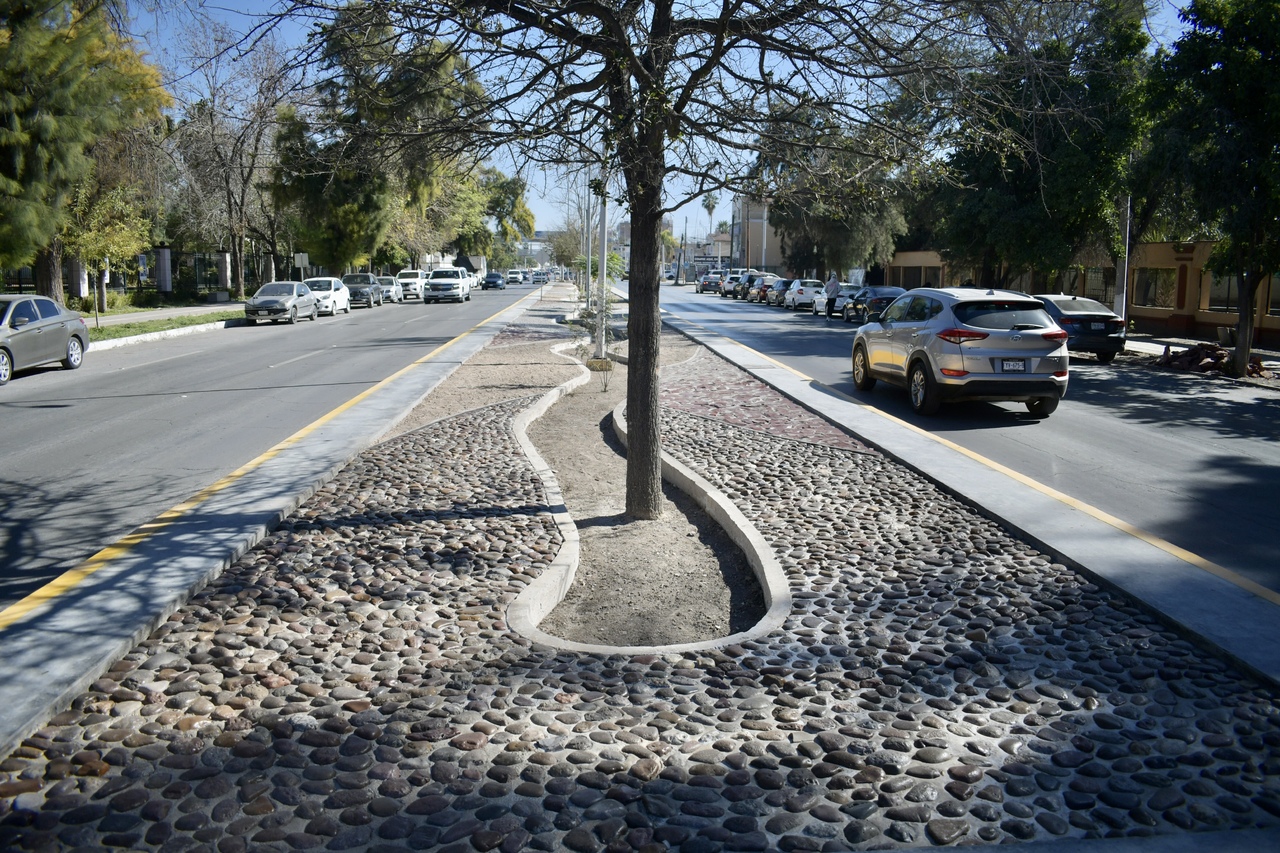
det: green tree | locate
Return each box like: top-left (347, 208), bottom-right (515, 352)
top-left (1156, 0), bottom-right (1280, 375)
top-left (1, 4), bottom-right (166, 288)
top-left (933, 0), bottom-right (1149, 287)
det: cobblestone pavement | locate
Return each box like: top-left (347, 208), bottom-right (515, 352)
top-left (1, 309), bottom-right (1278, 853)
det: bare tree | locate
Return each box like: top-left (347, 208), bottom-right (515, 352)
top-left (169, 20), bottom-right (295, 298)
top-left (278, 0), bottom-right (1091, 518)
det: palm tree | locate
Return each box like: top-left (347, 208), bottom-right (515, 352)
top-left (701, 193), bottom-right (719, 264)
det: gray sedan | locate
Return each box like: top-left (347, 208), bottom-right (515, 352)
top-left (244, 282), bottom-right (319, 324)
top-left (0, 294), bottom-right (90, 386)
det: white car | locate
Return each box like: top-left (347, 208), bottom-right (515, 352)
top-left (304, 277), bottom-right (350, 315)
top-left (378, 276), bottom-right (404, 303)
top-left (396, 269), bottom-right (427, 300)
top-left (424, 267), bottom-right (473, 303)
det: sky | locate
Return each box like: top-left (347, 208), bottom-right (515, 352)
top-left (138, 0), bottom-right (1191, 243)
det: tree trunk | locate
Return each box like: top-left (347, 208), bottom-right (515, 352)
top-left (1232, 269), bottom-right (1261, 377)
top-left (231, 235), bottom-right (246, 300)
top-left (623, 175), bottom-right (665, 520)
top-left (33, 238), bottom-right (65, 305)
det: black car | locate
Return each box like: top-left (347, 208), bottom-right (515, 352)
top-left (843, 286), bottom-right (905, 323)
top-left (482, 272), bottom-right (506, 290)
top-left (342, 273), bottom-right (384, 308)
top-left (1034, 294), bottom-right (1127, 363)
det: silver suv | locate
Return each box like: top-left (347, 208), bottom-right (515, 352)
top-left (851, 287), bottom-right (1069, 417)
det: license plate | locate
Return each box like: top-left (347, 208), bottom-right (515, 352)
top-left (1090, 322), bottom-right (1106, 331)
top-left (1001, 359), bottom-right (1026, 372)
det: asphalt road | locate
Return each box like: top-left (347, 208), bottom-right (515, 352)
top-left (652, 284), bottom-right (1280, 596)
top-left (0, 287), bottom-right (531, 612)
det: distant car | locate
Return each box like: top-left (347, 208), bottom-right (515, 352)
top-left (844, 286), bottom-right (905, 323)
top-left (425, 267), bottom-right (473, 303)
top-left (378, 276), bottom-right (404, 303)
top-left (482, 272), bottom-right (506, 290)
top-left (697, 272), bottom-right (723, 294)
top-left (343, 273), bottom-right (384, 308)
top-left (783, 279), bottom-right (823, 310)
top-left (811, 283), bottom-right (859, 317)
top-left (506, 269), bottom-right (523, 284)
top-left (532, 269), bottom-right (549, 284)
top-left (396, 269), bottom-right (426, 300)
top-left (245, 281), bottom-right (318, 325)
top-left (0, 294), bottom-right (90, 386)
top-left (745, 277), bottom-right (774, 303)
top-left (851, 287), bottom-right (1069, 417)
top-left (1034, 294), bottom-right (1127, 363)
top-left (719, 274), bottom-right (743, 298)
top-left (304, 277), bottom-right (350, 315)
top-left (765, 279), bottom-right (791, 306)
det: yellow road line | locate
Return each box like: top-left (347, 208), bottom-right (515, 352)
top-left (0, 295), bottom-right (537, 632)
top-left (698, 331), bottom-right (1280, 608)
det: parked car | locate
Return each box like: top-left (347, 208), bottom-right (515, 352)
top-left (844, 286), bottom-right (905, 323)
top-left (304, 277), bottom-right (349, 315)
top-left (719, 274), bottom-right (744, 298)
top-left (0, 294), bottom-right (89, 386)
top-left (1033, 294), bottom-right (1127, 363)
top-left (851, 287), bottom-right (1069, 417)
top-left (732, 276), bottom-right (758, 300)
top-left (343, 273), bottom-right (384, 308)
top-left (245, 281), bottom-right (318, 325)
top-left (396, 269), bottom-right (427, 300)
top-left (783, 279), bottom-right (824, 310)
top-left (532, 269), bottom-right (549, 284)
top-left (745, 276), bottom-right (775, 303)
top-left (811, 283), bottom-right (859, 317)
top-left (482, 271), bottom-right (506, 290)
top-left (378, 276), bottom-right (404, 303)
top-left (697, 272), bottom-right (724, 294)
top-left (765, 279), bottom-right (792, 306)
top-left (425, 267), bottom-right (473, 303)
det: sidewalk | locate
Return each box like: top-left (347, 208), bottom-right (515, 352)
top-left (0, 286), bottom-right (1277, 852)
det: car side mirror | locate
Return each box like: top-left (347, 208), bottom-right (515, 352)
top-left (12, 316), bottom-right (31, 329)
top-left (867, 312), bottom-right (883, 324)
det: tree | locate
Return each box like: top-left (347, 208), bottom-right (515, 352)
top-left (170, 22), bottom-right (294, 298)
top-left (1, 3), bottom-right (166, 292)
top-left (932, 0), bottom-right (1149, 287)
top-left (287, 0), bottom-right (1101, 519)
top-left (701, 194), bottom-right (718, 240)
top-left (1156, 0), bottom-right (1280, 376)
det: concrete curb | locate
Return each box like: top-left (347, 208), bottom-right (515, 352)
top-left (88, 317), bottom-right (246, 351)
top-left (506, 345), bottom-right (792, 655)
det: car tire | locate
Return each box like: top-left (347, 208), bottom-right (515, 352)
top-left (310, 304), bottom-right (319, 321)
top-left (843, 305), bottom-right (853, 323)
top-left (63, 337), bottom-right (84, 370)
top-left (852, 345), bottom-right (875, 391)
top-left (343, 302), bottom-right (350, 314)
top-left (908, 360), bottom-right (941, 415)
top-left (811, 303), bottom-right (819, 316)
top-left (1097, 351), bottom-right (1116, 364)
top-left (1027, 397), bottom-right (1059, 417)
top-left (0, 348), bottom-right (12, 385)
top-left (287, 307), bottom-right (297, 324)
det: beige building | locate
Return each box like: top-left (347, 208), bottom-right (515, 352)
top-left (886, 242), bottom-right (1280, 347)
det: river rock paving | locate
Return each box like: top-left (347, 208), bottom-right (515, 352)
top-left (2, 322), bottom-right (1279, 852)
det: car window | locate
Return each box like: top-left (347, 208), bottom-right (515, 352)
top-left (257, 283), bottom-right (291, 297)
top-left (34, 298), bottom-right (62, 319)
top-left (307, 280), bottom-right (333, 291)
top-left (880, 296), bottom-right (911, 322)
top-left (903, 297), bottom-right (931, 322)
top-left (9, 299), bottom-right (39, 326)
top-left (1050, 297), bottom-right (1113, 315)
top-left (954, 301), bottom-right (1053, 330)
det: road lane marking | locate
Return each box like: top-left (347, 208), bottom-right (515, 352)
top-left (270, 349), bottom-right (326, 369)
top-left (670, 324), bottom-right (1280, 609)
top-left (0, 291), bottom-right (541, 632)
top-left (118, 350), bottom-right (203, 371)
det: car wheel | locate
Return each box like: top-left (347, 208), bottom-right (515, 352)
top-left (310, 304), bottom-right (319, 321)
top-left (287, 307), bottom-right (297, 324)
top-left (63, 337), bottom-right (84, 369)
top-left (811, 303), bottom-right (819, 316)
top-left (908, 360), bottom-right (941, 415)
top-left (1027, 397), bottom-right (1059, 417)
top-left (1096, 351), bottom-right (1116, 364)
top-left (852, 345), bottom-right (875, 391)
top-left (843, 305), bottom-right (853, 323)
top-left (343, 302), bottom-right (350, 314)
top-left (0, 348), bottom-right (12, 385)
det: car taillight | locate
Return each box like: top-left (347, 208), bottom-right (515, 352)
top-left (1109, 320), bottom-right (1126, 332)
top-left (940, 368), bottom-right (969, 377)
top-left (936, 328), bottom-right (989, 344)
top-left (1057, 318), bottom-right (1078, 327)
top-left (1053, 370), bottom-right (1068, 377)
top-left (1042, 330), bottom-right (1069, 342)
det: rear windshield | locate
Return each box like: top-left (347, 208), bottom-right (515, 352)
top-left (397, 271), bottom-right (419, 279)
top-left (953, 301), bottom-right (1053, 330)
top-left (306, 280), bottom-right (332, 291)
top-left (1050, 297), bottom-right (1112, 315)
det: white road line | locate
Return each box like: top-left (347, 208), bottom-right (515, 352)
top-left (117, 350), bottom-right (202, 371)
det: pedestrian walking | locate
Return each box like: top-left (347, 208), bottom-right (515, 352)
top-left (824, 272), bottom-right (840, 320)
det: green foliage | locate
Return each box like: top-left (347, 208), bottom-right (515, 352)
top-left (933, 0), bottom-right (1149, 283)
top-left (0, 4), bottom-right (166, 267)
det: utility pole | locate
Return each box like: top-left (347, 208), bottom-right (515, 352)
top-left (596, 166), bottom-right (608, 359)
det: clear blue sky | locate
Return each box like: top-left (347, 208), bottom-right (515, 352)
top-left (138, 1), bottom-right (1191, 238)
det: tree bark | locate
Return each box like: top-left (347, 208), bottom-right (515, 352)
top-left (33, 239), bottom-right (66, 305)
top-left (623, 166), bottom-right (665, 520)
top-left (1233, 269), bottom-right (1261, 377)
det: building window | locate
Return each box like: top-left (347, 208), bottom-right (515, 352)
top-left (923, 266), bottom-right (941, 287)
top-left (1083, 268), bottom-right (1115, 304)
top-left (1205, 272), bottom-right (1238, 312)
top-left (1267, 275), bottom-right (1280, 316)
top-left (1134, 268), bottom-right (1176, 308)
